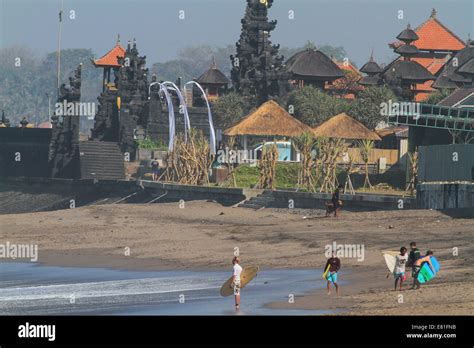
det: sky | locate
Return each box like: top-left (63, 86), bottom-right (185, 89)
top-left (0, 0), bottom-right (472, 67)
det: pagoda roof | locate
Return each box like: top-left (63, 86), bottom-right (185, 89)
top-left (360, 58), bottom-right (383, 74)
top-left (396, 24), bottom-right (419, 43)
top-left (224, 100), bottom-right (314, 137)
top-left (93, 42), bottom-right (126, 68)
top-left (383, 60), bottom-right (435, 82)
top-left (196, 65), bottom-right (230, 85)
top-left (395, 44), bottom-right (420, 56)
top-left (286, 48), bottom-right (344, 80)
top-left (359, 75), bottom-right (382, 86)
top-left (390, 10), bottom-right (465, 52)
top-left (433, 43), bottom-right (474, 88)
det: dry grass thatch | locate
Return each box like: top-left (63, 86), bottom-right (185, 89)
top-left (224, 100), bottom-right (314, 137)
top-left (313, 113), bottom-right (381, 141)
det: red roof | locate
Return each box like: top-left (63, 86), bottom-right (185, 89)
top-left (334, 61), bottom-right (361, 76)
top-left (391, 14), bottom-right (465, 52)
top-left (93, 43), bottom-right (125, 68)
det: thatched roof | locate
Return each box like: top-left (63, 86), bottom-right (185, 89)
top-left (359, 75), bottom-right (383, 86)
top-left (433, 43), bottom-right (474, 88)
top-left (313, 113), bottom-right (381, 141)
top-left (196, 67), bottom-right (230, 85)
top-left (224, 100), bottom-right (314, 137)
top-left (286, 48), bottom-right (344, 80)
top-left (395, 44), bottom-right (420, 56)
top-left (383, 60), bottom-right (435, 82)
top-left (396, 25), bottom-right (419, 43)
top-left (360, 60), bottom-right (382, 75)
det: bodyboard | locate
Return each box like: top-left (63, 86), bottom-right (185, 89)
top-left (417, 256), bottom-right (440, 284)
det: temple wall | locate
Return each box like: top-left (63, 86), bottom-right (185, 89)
top-left (0, 128), bottom-right (52, 178)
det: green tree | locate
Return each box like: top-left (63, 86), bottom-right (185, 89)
top-left (425, 88), bottom-right (452, 105)
top-left (211, 92), bottom-right (247, 129)
top-left (348, 86), bottom-right (397, 130)
top-left (288, 86), bottom-right (350, 127)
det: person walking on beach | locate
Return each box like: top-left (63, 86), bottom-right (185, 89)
top-left (411, 250), bottom-right (434, 290)
top-left (394, 247), bottom-right (408, 291)
top-left (324, 252), bottom-right (341, 296)
top-left (231, 257), bottom-right (243, 311)
top-left (331, 185), bottom-right (344, 217)
top-left (407, 242), bottom-right (421, 279)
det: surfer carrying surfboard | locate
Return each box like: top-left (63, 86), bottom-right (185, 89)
top-left (393, 247), bottom-right (408, 291)
top-left (231, 257), bottom-right (243, 310)
top-left (323, 252), bottom-right (341, 296)
top-left (411, 250), bottom-right (434, 290)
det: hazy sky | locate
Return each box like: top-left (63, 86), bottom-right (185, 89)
top-left (0, 0), bottom-right (472, 67)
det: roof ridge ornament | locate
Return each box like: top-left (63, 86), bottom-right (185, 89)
top-left (431, 8), bottom-right (437, 18)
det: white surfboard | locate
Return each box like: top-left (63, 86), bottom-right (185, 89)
top-left (382, 251), bottom-right (399, 273)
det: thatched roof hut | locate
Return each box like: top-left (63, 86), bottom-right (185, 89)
top-left (224, 100), bottom-right (314, 137)
top-left (286, 48), bottom-right (344, 80)
top-left (313, 113), bottom-right (381, 141)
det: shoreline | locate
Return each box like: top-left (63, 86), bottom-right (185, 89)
top-left (1, 201), bottom-right (473, 315)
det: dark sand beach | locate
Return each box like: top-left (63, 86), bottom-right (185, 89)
top-left (1, 201), bottom-right (472, 315)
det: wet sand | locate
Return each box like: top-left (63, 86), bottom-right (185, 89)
top-left (1, 201), bottom-right (473, 315)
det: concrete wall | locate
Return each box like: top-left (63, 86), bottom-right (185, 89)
top-left (417, 182), bottom-right (474, 209)
top-left (418, 144), bottom-right (474, 182)
top-left (265, 190), bottom-right (415, 211)
top-left (139, 180), bottom-right (248, 206)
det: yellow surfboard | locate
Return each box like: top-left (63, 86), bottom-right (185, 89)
top-left (220, 266), bottom-right (260, 297)
top-left (322, 263), bottom-right (330, 279)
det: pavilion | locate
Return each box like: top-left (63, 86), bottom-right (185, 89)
top-left (224, 100), bottom-right (314, 158)
top-left (91, 35), bottom-right (126, 92)
top-left (285, 47), bottom-right (344, 89)
top-left (194, 59), bottom-right (230, 103)
top-left (313, 113), bottom-right (381, 142)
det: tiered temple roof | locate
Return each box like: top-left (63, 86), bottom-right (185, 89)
top-left (389, 9), bottom-right (466, 101)
top-left (433, 39), bottom-right (474, 89)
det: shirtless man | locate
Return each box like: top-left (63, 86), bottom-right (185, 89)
top-left (411, 250), bottom-right (434, 290)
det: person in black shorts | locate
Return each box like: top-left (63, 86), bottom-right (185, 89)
top-left (151, 159), bottom-right (159, 181)
top-left (331, 184), bottom-right (343, 217)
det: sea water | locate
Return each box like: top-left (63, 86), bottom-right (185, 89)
top-left (0, 262), bottom-right (333, 315)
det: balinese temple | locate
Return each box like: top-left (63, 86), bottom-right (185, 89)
top-left (382, 24), bottom-right (435, 101)
top-left (359, 52), bottom-right (383, 86)
top-left (328, 58), bottom-right (363, 99)
top-left (91, 35), bottom-right (126, 92)
top-left (194, 59), bottom-right (230, 103)
top-left (389, 9), bottom-right (466, 101)
top-left (285, 47), bottom-right (344, 89)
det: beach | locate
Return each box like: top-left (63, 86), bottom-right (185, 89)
top-left (1, 201), bottom-right (473, 315)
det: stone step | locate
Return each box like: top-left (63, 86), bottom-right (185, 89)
top-left (239, 203), bottom-right (264, 210)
